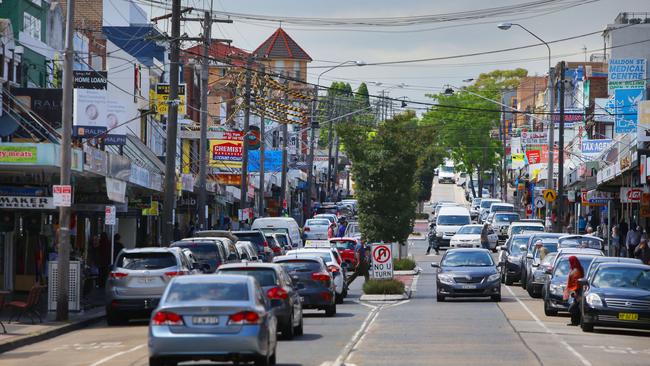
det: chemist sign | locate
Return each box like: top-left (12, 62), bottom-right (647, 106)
top-left (608, 58), bottom-right (646, 94)
top-left (371, 243), bottom-right (393, 279)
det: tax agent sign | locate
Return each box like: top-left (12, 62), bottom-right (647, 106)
top-left (371, 243), bottom-right (393, 279)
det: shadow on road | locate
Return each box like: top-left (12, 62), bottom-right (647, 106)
top-left (303, 312), bottom-right (354, 318)
top-left (592, 327), bottom-right (650, 337)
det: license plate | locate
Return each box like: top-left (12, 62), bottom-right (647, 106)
top-left (138, 277), bottom-right (153, 283)
top-left (193, 316), bottom-right (219, 325)
top-left (618, 313), bottom-right (639, 321)
top-left (460, 284), bottom-right (476, 289)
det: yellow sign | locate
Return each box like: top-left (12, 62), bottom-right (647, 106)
top-left (155, 83), bottom-right (186, 115)
top-left (209, 131), bottom-right (244, 169)
top-left (543, 189), bottom-right (557, 203)
top-left (142, 201), bottom-right (159, 216)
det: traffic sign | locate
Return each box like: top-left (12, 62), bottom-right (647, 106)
top-left (105, 205), bottom-right (116, 225)
top-left (371, 243), bottom-right (393, 279)
top-left (534, 196), bottom-right (545, 209)
top-left (543, 189), bottom-right (557, 203)
top-left (53, 185), bottom-right (72, 207)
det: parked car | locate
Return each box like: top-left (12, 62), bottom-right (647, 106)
top-left (449, 224), bottom-right (497, 249)
top-left (580, 262), bottom-right (650, 332)
top-left (520, 233), bottom-right (566, 289)
top-left (147, 274), bottom-right (278, 366)
top-left (251, 217), bottom-right (304, 248)
top-left (507, 221), bottom-right (545, 237)
top-left (285, 248), bottom-right (347, 303)
top-left (490, 212), bottom-right (520, 242)
top-left (432, 248), bottom-right (501, 302)
top-left (265, 234), bottom-right (285, 257)
top-left (497, 233), bottom-right (536, 285)
top-left (170, 239), bottom-right (234, 273)
top-left (434, 206), bottom-right (472, 248)
top-left (233, 230), bottom-right (274, 262)
top-left (543, 253), bottom-right (601, 316)
top-left (273, 255), bottom-right (337, 316)
top-left (217, 263), bottom-right (303, 339)
top-left (524, 240), bottom-right (559, 297)
top-left (236, 241), bottom-right (261, 262)
top-left (303, 218), bottom-right (330, 240)
top-left (558, 235), bottom-right (605, 251)
top-left (106, 247), bottom-right (196, 325)
top-left (329, 237), bottom-right (360, 268)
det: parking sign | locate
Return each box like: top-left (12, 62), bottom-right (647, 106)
top-left (52, 185), bottom-right (72, 207)
top-left (371, 244), bottom-right (393, 279)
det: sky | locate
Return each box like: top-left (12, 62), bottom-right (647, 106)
top-left (143, 0), bottom-right (649, 108)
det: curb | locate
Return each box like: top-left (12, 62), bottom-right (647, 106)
top-left (359, 293), bottom-right (409, 301)
top-left (0, 312), bottom-right (106, 354)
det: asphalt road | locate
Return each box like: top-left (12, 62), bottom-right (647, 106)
top-left (3, 179), bottom-right (650, 366)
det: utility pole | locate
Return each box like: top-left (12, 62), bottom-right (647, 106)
top-left (556, 61), bottom-right (566, 233)
top-left (257, 67), bottom-right (266, 217)
top-left (280, 78), bottom-right (289, 214)
top-left (197, 11), bottom-right (211, 231)
top-left (161, 0), bottom-right (182, 245)
top-left (56, 0), bottom-right (74, 321)
top-left (500, 106), bottom-right (507, 203)
top-left (546, 68), bottom-right (556, 224)
top-left (326, 94), bottom-right (335, 200)
top-left (305, 85), bottom-right (318, 223)
top-left (240, 56), bottom-right (254, 219)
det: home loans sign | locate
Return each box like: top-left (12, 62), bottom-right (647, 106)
top-left (371, 243), bottom-right (393, 279)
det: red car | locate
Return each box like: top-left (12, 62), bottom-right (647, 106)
top-left (329, 237), bottom-right (359, 268)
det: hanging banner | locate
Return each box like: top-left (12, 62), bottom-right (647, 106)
top-left (105, 177), bottom-right (127, 203)
top-left (73, 70), bottom-right (108, 136)
top-left (248, 150), bottom-right (282, 172)
top-left (209, 131), bottom-right (244, 169)
top-left (638, 100), bottom-right (650, 142)
top-left (608, 58), bottom-right (647, 94)
top-left (581, 139), bottom-right (613, 156)
top-left (521, 131), bottom-right (547, 146)
top-left (615, 88), bottom-right (644, 134)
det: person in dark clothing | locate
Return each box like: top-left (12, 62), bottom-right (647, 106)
top-left (626, 224), bottom-right (641, 259)
top-left (346, 241), bottom-right (370, 285)
top-left (634, 239), bottom-right (650, 264)
top-left (186, 221), bottom-right (196, 238)
top-left (426, 224), bottom-right (439, 255)
top-left (337, 219), bottom-right (348, 238)
top-left (480, 223), bottom-right (490, 250)
top-left (173, 223), bottom-right (182, 241)
top-left (619, 219), bottom-right (629, 246)
top-left (113, 234), bottom-right (124, 262)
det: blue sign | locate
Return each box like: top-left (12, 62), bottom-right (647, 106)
top-left (581, 139), bottom-right (612, 155)
top-left (615, 88), bottom-right (645, 134)
top-left (248, 150), bottom-right (282, 172)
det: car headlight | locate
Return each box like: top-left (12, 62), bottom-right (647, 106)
top-left (585, 293), bottom-right (602, 307)
top-left (436, 231), bottom-right (443, 237)
top-left (438, 274), bottom-right (455, 285)
top-left (487, 273), bottom-right (501, 282)
top-left (549, 283), bottom-right (565, 295)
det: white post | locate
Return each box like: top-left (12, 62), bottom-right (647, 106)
top-left (110, 224), bottom-right (115, 265)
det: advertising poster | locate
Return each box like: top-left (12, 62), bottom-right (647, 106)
top-left (209, 131), bottom-right (244, 169)
top-left (615, 88), bottom-right (645, 134)
top-left (608, 58), bottom-right (646, 94)
top-left (0, 145), bottom-right (37, 163)
top-left (73, 70), bottom-right (107, 136)
top-left (248, 150), bottom-right (282, 172)
top-left (638, 100), bottom-right (650, 142)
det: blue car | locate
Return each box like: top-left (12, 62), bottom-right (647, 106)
top-left (433, 248), bottom-right (501, 302)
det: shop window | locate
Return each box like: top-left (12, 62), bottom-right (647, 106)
top-left (23, 12), bottom-right (41, 41)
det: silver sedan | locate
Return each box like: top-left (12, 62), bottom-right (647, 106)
top-left (148, 274), bottom-right (278, 366)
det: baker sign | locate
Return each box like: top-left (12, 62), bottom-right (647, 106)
top-left (620, 187), bottom-right (643, 203)
top-left (371, 243), bottom-right (393, 279)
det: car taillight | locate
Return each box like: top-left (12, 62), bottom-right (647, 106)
top-left (304, 227), bottom-right (310, 232)
top-left (109, 272), bottom-right (128, 279)
top-left (327, 265), bottom-right (339, 273)
top-left (267, 287), bottom-right (288, 300)
top-left (262, 241), bottom-right (269, 247)
top-left (320, 291), bottom-right (333, 301)
top-left (151, 311), bottom-right (183, 326)
top-left (272, 246), bottom-right (281, 253)
top-left (228, 311), bottom-right (261, 325)
top-left (164, 271), bottom-right (186, 277)
top-left (312, 272), bottom-right (331, 281)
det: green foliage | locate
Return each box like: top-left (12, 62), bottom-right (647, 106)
top-left (393, 258), bottom-right (416, 271)
top-left (362, 279), bottom-right (405, 295)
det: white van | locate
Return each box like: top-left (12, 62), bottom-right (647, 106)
top-left (435, 206), bottom-right (471, 247)
top-left (251, 217), bottom-right (303, 248)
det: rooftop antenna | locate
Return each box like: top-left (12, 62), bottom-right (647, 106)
top-left (583, 45), bottom-right (587, 63)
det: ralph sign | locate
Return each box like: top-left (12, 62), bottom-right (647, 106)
top-left (371, 243), bottom-right (393, 279)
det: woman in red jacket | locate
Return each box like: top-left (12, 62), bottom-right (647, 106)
top-left (564, 256), bottom-right (585, 326)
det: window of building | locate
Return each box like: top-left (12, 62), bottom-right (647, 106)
top-left (294, 62), bottom-right (301, 79)
top-left (23, 12), bottom-right (41, 41)
top-left (275, 60), bottom-right (285, 76)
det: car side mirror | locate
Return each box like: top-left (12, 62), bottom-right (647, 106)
top-left (578, 278), bottom-right (588, 286)
top-left (431, 262), bottom-right (440, 268)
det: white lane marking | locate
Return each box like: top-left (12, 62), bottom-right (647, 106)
top-left (385, 300), bottom-right (410, 308)
top-left (88, 344), bottom-right (146, 366)
top-left (505, 286), bottom-right (592, 366)
top-left (330, 304), bottom-right (382, 366)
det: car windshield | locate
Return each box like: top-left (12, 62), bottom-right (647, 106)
top-left (509, 238), bottom-right (529, 255)
top-left (533, 243), bottom-right (558, 259)
top-left (559, 237), bottom-right (602, 249)
top-left (218, 268), bottom-right (278, 287)
top-left (117, 252), bottom-right (176, 270)
top-left (274, 235), bottom-right (289, 247)
top-left (234, 232), bottom-right (264, 249)
top-left (290, 252), bottom-right (333, 263)
top-left (164, 282), bottom-right (249, 303)
top-left (438, 215), bottom-right (470, 225)
top-left (332, 240), bottom-right (356, 250)
top-left (592, 267), bottom-right (650, 290)
top-left (171, 242), bottom-right (218, 262)
top-left (457, 226), bottom-right (482, 235)
top-left (306, 219), bottom-right (330, 226)
top-left (481, 200), bottom-right (497, 209)
top-left (491, 205), bottom-right (513, 212)
top-left (440, 166), bottom-right (454, 173)
top-left (554, 257), bottom-right (594, 277)
top-left (511, 225), bottom-right (544, 234)
top-left (495, 213), bottom-right (519, 222)
top-left (442, 251), bottom-right (493, 267)
top-left (277, 260), bottom-right (322, 273)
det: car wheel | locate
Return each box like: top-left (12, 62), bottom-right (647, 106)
top-left (436, 293), bottom-right (445, 302)
top-left (149, 357), bottom-right (171, 366)
top-left (526, 281), bottom-right (535, 297)
top-left (580, 317), bottom-right (594, 332)
top-left (544, 298), bottom-right (558, 316)
top-left (294, 315), bottom-right (304, 336)
top-left (335, 293), bottom-right (344, 304)
top-left (504, 272), bottom-right (514, 286)
top-left (106, 309), bottom-right (126, 326)
top-left (521, 273), bottom-right (527, 289)
top-left (325, 304), bottom-right (337, 317)
top-left (281, 312), bottom-right (295, 340)
top-left (491, 293), bottom-right (501, 302)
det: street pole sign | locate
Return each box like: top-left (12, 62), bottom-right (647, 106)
top-left (534, 196), bottom-right (545, 209)
top-left (53, 185), bottom-right (72, 207)
top-left (371, 243), bottom-right (393, 279)
top-left (105, 205), bottom-right (116, 225)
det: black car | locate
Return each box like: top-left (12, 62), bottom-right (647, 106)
top-left (432, 248), bottom-right (501, 302)
top-left (170, 239), bottom-right (235, 273)
top-left (558, 235), bottom-right (605, 251)
top-left (498, 233), bottom-right (535, 285)
top-left (580, 262), bottom-right (650, 332)
top-left (521, 233), bottom-right (566, 289)
top-left (584, 257), bottom-right (643, 281)
top-left (273, 255), bottom-right (337, 316)
top-left (217, 263), bottom-right (304, 339)
top-left (543, 254), bottom-right (599, 316)
top-left (234, 230), bottom-right (273, 262)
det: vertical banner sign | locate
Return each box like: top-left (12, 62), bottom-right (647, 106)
top-left (52, 185), bottom-right (72, 207)
top-left (371, 243), bottom-right (393, 279)
top-left (73, 70), bottom-right (108, 137)
top-left (615, 88), bottom-right (645, 134)
top-left (209, 131), bottom-right (244, 169)
top-left (105, 205), bottom-right (116, 225)
top-left (638, 100), bottom-right (650, 142)
top-left (608, 58), bottom-right (646, 94)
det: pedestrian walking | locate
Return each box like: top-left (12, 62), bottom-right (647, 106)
top-left (564, 256), bottom-right (584, 326)
top-left (346, 240), bottom-right (370, 285)
top-left (173, 222), bottom-right (182, 241)
top-left (186, 220), bottom-right (196, 238)
top-left (578, 215), bottom-right (587, 234)
top-left (426, 224), bottom-right (439, 255)
top-left (327, 222), bottom-right (336, 239)
top-left (611, 225), bottom-right (621, 257)
top-left (337, 218), bottom-right (348, 238)
top-left (619, 219), bottom-right (629, 245)
top-left (113, 233), bottom-right (124, 261)
top-left (480, 223), bottom-right (490, 250)
top-left (634, 239), bottom-right (650, 264)
top-left (626, 224), bottom-right (641, 259)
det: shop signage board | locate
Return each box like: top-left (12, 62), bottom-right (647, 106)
top-left (637, 100), bottom-right (650, 142)
top-left (209, 131), bottom-right (244, 169)
top-left (106, 177), bottom-right (127, 203)
top-left (521, 131), bottom-right (547, 146)
top-left (371, 243), bottom-right (393, 279)
top-left (0, 145), bottom-right (38, 164)
top-left (0, 196), bottom-right (54, 209)
top-left (551, 109), bottom-right (583, 128)
top-left (511, 153), bottom-right (525, 169)
top-left (615, 88), bottom-right (644, 134)
top-left (526, 150), bottom-right (541, 164)
top-left (620, 187), bottom-right (643, 203)
top-left (53, 185), bottom-right (72, 207)
top-left (215, 173), bottom-right (241, 186)
top-left (608, 58), bottom-right (646, 94)
top-left (594, 97), bottom-right (616, 123)
top-left (155, 83), bottom-right (186, 115)
top-left (581, 139), bottom-right (612, 156)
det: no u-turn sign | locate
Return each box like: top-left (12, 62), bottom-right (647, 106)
top-left (371, 244), bottom-right (393, 279)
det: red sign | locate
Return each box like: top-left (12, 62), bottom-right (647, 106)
top-left (372, 245), bottom-right (391, 264)
top-left (526, 150), bottom-right (541, 164)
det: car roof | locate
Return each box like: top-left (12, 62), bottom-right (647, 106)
top-left (121, 247), bottom-right (180, 254)
top-left (171, 273), bottom-right (252, 285)
top-left (218, 262), bottom-right (283, 271)
top-left (492, 203), bottom-right (514, 207)
top-left (287, 248), bottom-right (334, 254)
top-left (559, 235), bottom-right (604, 242)
top-left (273, 255), bottom-right (324, 263)
top-left (233, 230), bottom-right (264, 235)
top-left (460, 224), bottom-right (483, 228)
top-left (445, 248), bottom-right (491, 253)
top-left (511, 221), bottom-right (544, 226)
top-left (438, 206), bottom-right (470, 214)
top-left (556, 248), bottom-right (603, 256)
top-left (594, 262), bottom-right (650, 270)
top-left (590, 256), bottom-right (642, 265)
top-left (192, 231), bottom-right (239, 242)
